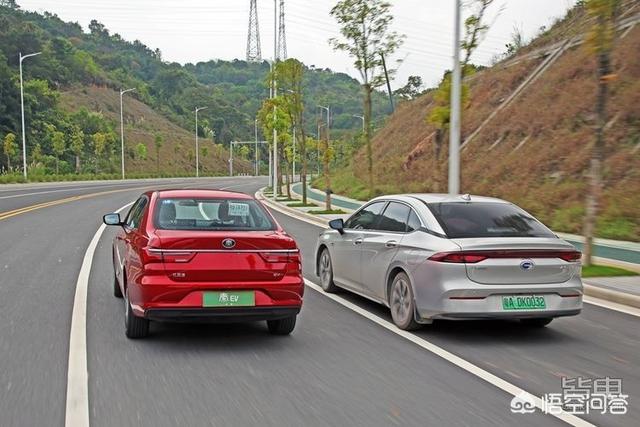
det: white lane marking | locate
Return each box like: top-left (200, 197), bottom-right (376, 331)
top-left (584, 295), bottom-right (640, 317)
top-left (65, 203), bottom-right (132, 427)
top-left (303, 280), bottom-right (593, 427)
top-left (65, 180), bottom-right (263, 426)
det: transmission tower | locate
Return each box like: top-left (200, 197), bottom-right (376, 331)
top-left (246, 0), bottom-right (262, 62)
top-left (277, 0), bottom-right (287, 60)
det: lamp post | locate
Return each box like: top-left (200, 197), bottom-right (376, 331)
top-left (195, 107), bottom-right (208, 178)
top-left (19, 51), bottom-right (41, 180)
top-left (119, 88), bottom-right (136, 180)
top-left (272, 0), bottom-right (278, 201)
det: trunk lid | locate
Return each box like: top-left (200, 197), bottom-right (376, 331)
top-left (155, 230), bottom-right (298, 282)
top-left (451, 237), bottom-right (580, 285)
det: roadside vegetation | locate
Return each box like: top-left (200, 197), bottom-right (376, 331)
top-left (582, 265), bottom-right (638, 278)
top-left (0, 1), bottom-right (390, 180)
top-left (326, 1), bottom-right (640, 242)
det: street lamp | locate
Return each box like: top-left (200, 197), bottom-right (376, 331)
top-left (195, 107), bottom-right (208, 178)
top-left (19, 51), bottom-right (41, 180)
top-left (353, 115), bottom-right (365, 133)
top-left (254, 119), bottom-right (259, 176)
top-left (272, 0), bottom-right (278, 201)
top-left (119, 88), bottom-right (136, 180)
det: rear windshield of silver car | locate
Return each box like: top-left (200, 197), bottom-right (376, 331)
top-left (426, 202), bottom-right (555, 239)
top-left (154, 198), bottom-right (276, 231)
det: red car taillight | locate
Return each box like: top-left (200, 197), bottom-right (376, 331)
top-left (429, 252), bottom-right (488, 263)
top-left (142, 248), bottom-right (195, 264)
top-left (429, 250), bottom-right (582, 263)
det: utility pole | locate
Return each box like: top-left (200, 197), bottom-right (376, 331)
top-left (449, 0), bottom-right (462, 195)
top-left (246, 0), bottom-right (262, 62)
top-left (229, 141), bottom-right (234, 177)
top-left (380, 52), bottom-right (395, 113)
top-left (318, 105), bottom-right (331, 210)
top-left (272, 0), bottom-right (278, 201)
top-left (292, 124), bottom-right (296, 182)
top-left (254, 119), bottom-right (259, 176)
top-left (19, 51), bottom-right (41, 180)
top-left (195, 107), bottom-right (208, 178)
top-left (119, 87), bottom-right (136, 180)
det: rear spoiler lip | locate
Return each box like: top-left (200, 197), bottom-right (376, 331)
top-left (147, 248), bottom-right (299, 254)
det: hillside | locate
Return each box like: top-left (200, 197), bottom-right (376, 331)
top-left (58, 86), bottom-right (247, 175)
top-left (0, 1), bottom-right (389, 179)
top-left (330, 3), bottom-right (640, 241)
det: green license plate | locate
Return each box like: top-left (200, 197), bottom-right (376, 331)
top-left (203, 291), bottom-right (255, 307)
top-left (501, 295), bottom-right (546, 310)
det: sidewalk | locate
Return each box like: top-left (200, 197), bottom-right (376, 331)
top-left (267, 184), bottom-right (640, 309)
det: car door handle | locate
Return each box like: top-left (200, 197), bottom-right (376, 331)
top-left (385, 240), bottom-right (398, 248)
top-left (353, 238), bottom-right (363, 245)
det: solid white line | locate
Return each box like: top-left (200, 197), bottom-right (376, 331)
top-left (65, 203), bottom-right (132, 427)
top-left (303, 278), bottom-right (594, 427)
top-left (584, 296), bottom-right (640, 317)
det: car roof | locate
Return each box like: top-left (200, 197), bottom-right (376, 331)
top-left (372, 193), bottom-right (509, 204)
top-left (150, 189), bottom-right (253, 200)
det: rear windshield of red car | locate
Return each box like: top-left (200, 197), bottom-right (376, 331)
top-left (154, 198), bottom-right (276, 231)
top-left (426, 202), bottom-right (556, 239)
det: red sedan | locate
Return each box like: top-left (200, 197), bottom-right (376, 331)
top-left (103, 189), bottom-right (304, 338)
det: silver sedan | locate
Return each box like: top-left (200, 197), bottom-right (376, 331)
top-left (315, 194), bottom-right (583, 330)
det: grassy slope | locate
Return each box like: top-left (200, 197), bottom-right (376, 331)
top-left (332, 9), bottom-right (640, 241)
top-left (59, 86), bottom-right (251, 176)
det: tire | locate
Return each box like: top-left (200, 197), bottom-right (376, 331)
top-left (318, 248), bottom-right (339, 293)
top-left (124, 289), bottom-right (149, 339)
top-left (267, 315), bottom-right (297, 335)
top-left (520, 317), bottom-right (553, 328)
top-left (389, 272), bottom-right (420, 331)
top-left (113, 264), bottom-right (123, 299)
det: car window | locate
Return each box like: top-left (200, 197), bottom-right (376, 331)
top-left (427, 202), bottom-right (556, 239)
top-left (406, 209), bottom-right (422, 233)
top-left (378, 202), bottom-right (411, 233)
top-left (154, 198), bottom-right (276, 231)
top-left (344, 201), bottom-right (386, 230)
top-left (124, 197), bottom-right (147, 230)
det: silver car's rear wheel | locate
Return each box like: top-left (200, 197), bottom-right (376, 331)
top-left (390, 272), bottom-right (420, 331)
top-left (319, 248), bottom-right (338, 293)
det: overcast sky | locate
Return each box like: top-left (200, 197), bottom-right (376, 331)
top-left (17, 0), bottom-right (578, 88)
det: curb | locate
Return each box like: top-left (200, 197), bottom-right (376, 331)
top-left (583, 284), bottom-right (640, 309)
top-left (258, 187), bottom-right (640, 311)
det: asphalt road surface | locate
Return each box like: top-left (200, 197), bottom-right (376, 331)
top-left (0, 177), bottom-right (638, 427)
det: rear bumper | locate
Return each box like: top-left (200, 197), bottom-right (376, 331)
top-left (145, 306), bottom-right (301, 323)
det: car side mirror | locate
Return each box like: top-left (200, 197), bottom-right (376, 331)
top-left (328, 218), bottom-right (344, 234)
top-left (103, 213), bottom-right (123, 226)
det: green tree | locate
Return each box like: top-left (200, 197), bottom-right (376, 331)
top-left (258, 96), bottom-right (291, 195)
top-left (70, 126), bottom-right (84, 173)
top-left (582, 0), bottom-right (620, 266)
top-left (330, 0), bottom-right (404, 197)
top-left (92, 132), bottom-right (108, 173)
top-left (3, 133), bottom-right (17, 170)
top-left (51, 130), bottom-right (66, 174)
top-left (136, 142), bottom-right (147, 161)
top-left (154, 133), bottom-right (163, 174)
top-left (274, 58), bottom-right (310, 204)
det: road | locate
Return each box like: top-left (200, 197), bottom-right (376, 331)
top-left (0, 177), bottom-right (638, 427)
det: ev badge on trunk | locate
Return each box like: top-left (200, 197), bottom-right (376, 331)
top-left (222, 238), bottom-right (236, 249)
top-left (520, 260), bottom-right (535, 271)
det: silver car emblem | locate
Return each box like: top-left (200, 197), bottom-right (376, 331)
top-left (520, 260), bottom-right (535, 271)
top-left (222, 238), bottom-right (236, 249)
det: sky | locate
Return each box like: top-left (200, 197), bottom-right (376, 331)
top-left (17, 0), bottom-right (578, 89)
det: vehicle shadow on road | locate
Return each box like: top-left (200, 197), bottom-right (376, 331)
top-left (328, 288), bottom-right (578, 347)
